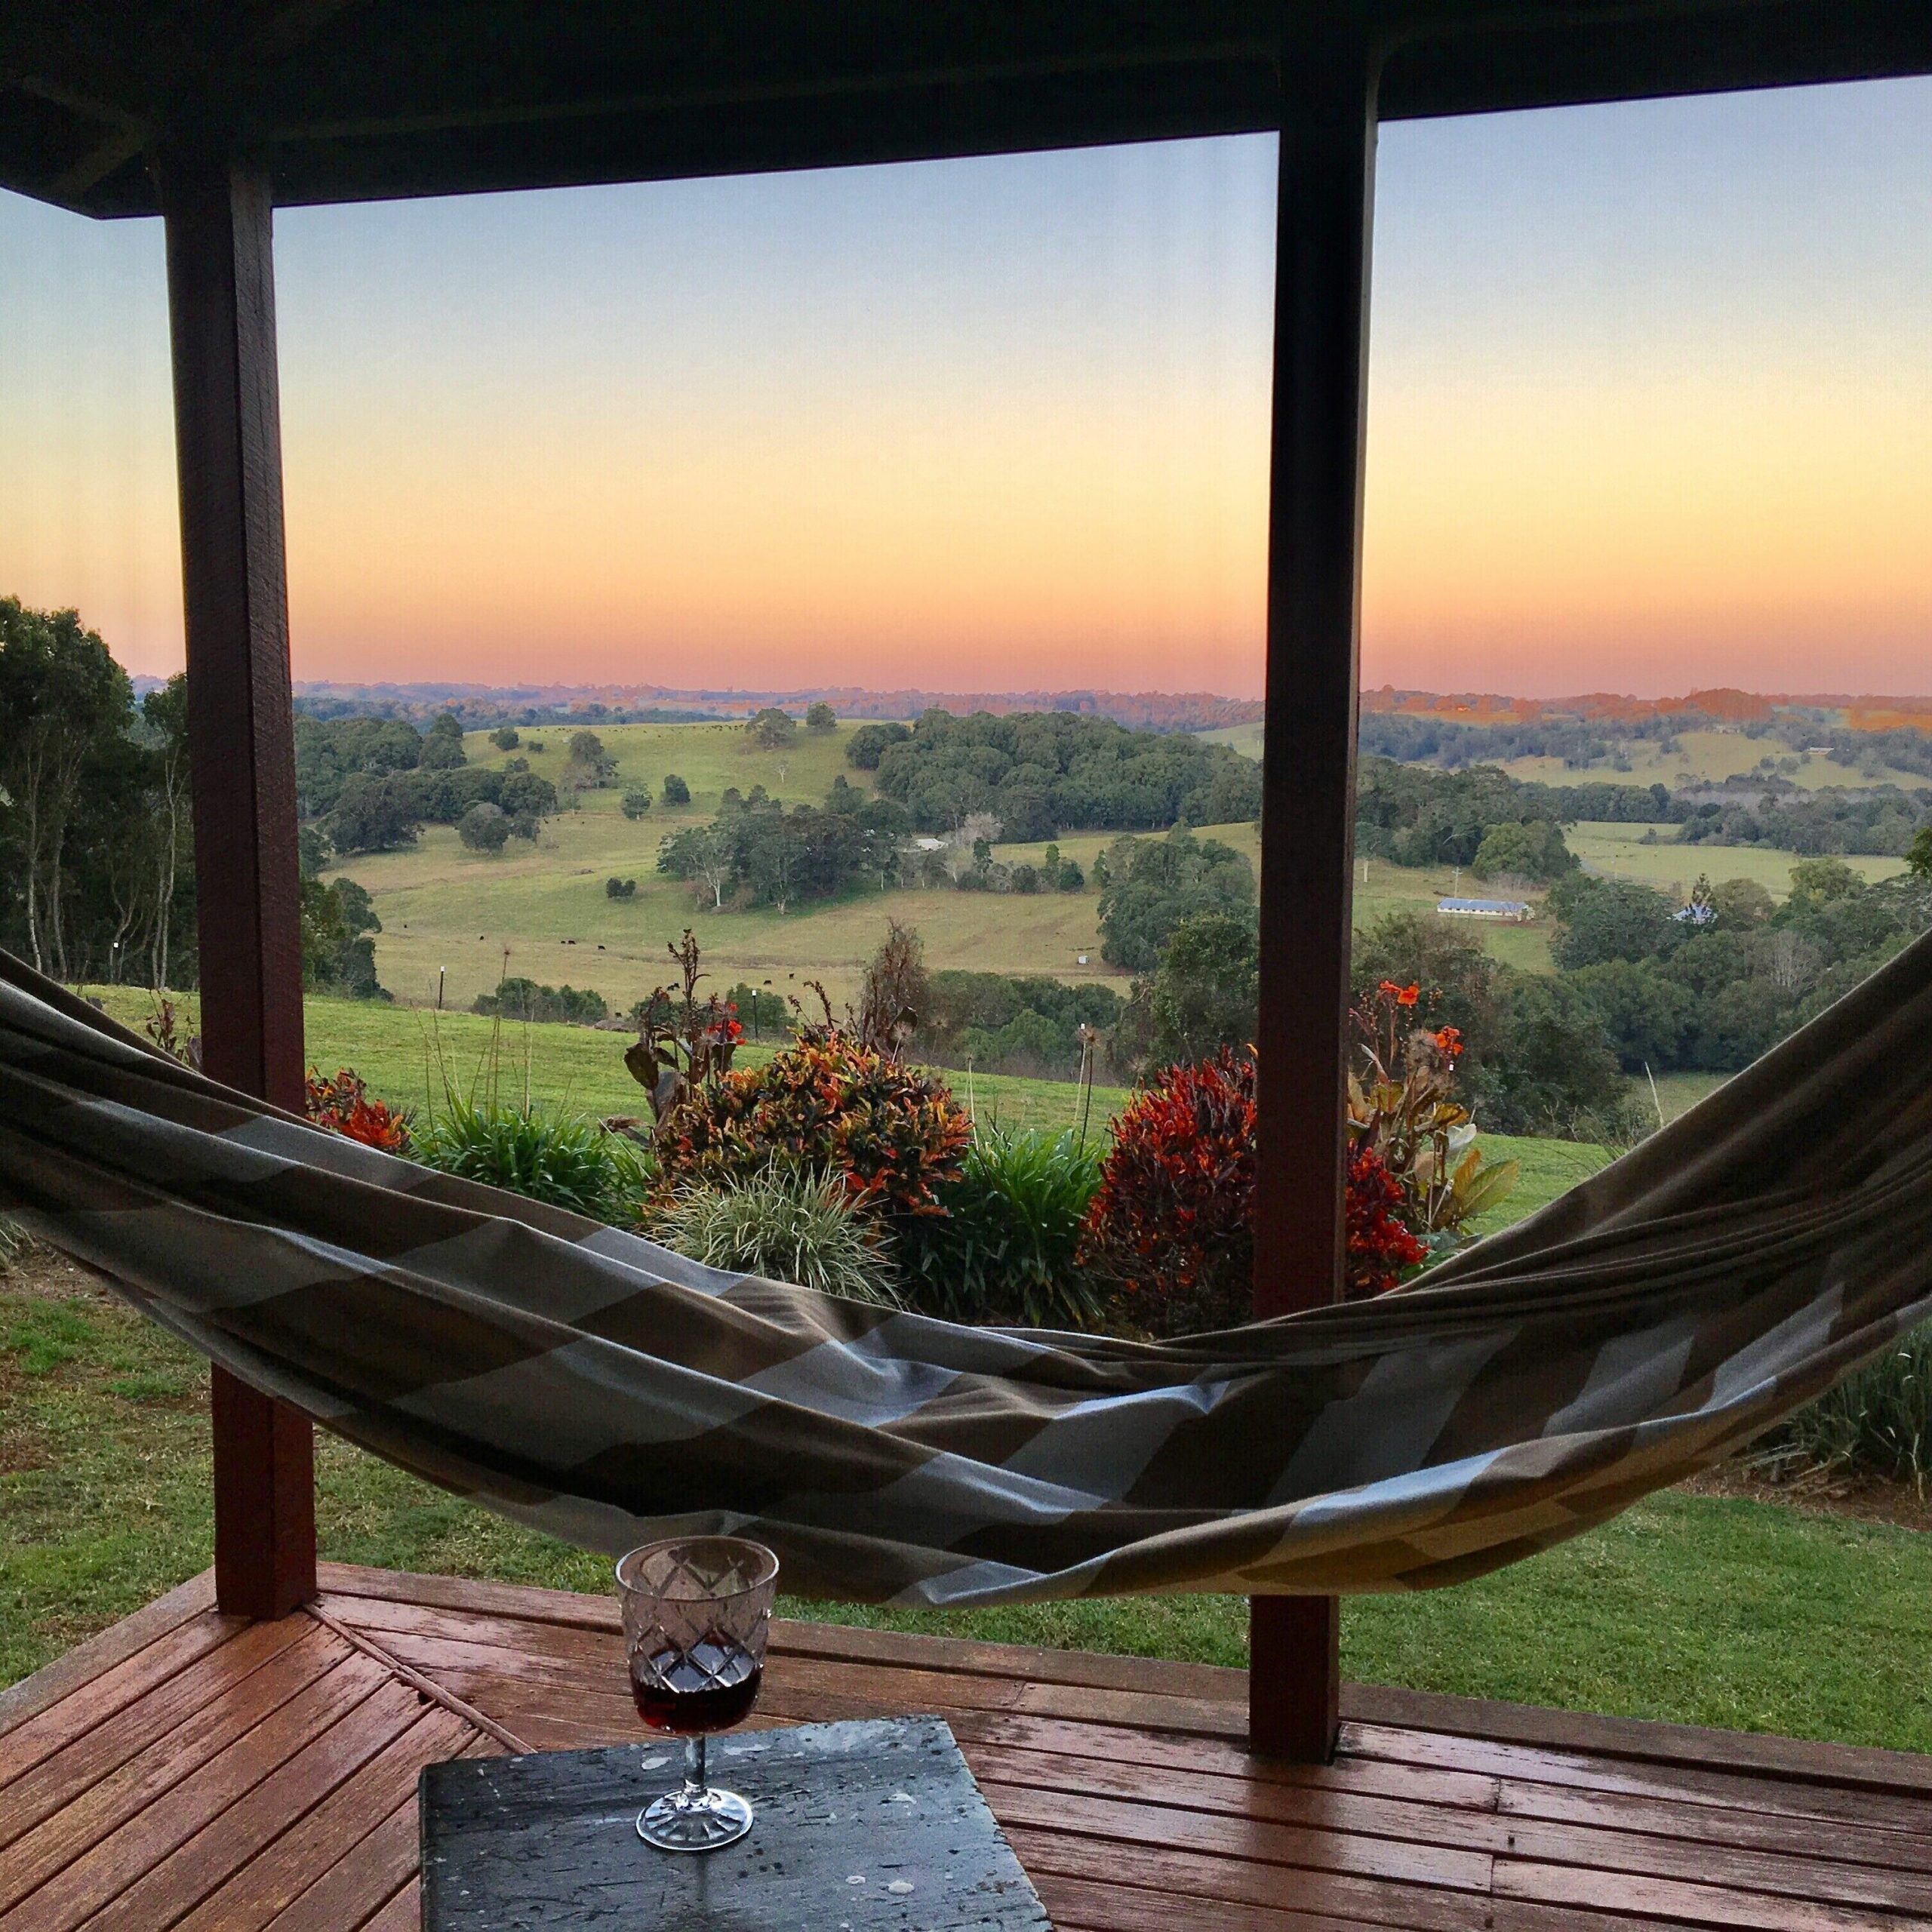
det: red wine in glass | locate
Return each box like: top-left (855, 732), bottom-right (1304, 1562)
top-left (617, 1536), bottom-right (778, 1853)
top-left (632, 1638), bottom-right (764, 1735)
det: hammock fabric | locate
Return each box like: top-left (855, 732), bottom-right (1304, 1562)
top-left (3, 938), bottom-right (1930, 1608)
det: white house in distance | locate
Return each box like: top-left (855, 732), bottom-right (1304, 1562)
top-left (1437, 897), bottom-right (1534, 922)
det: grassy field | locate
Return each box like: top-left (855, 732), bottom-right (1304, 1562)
top-left (1566, 820), bottom-right (1907, 898)
top-left (327, 721), bottom-right (1912, 1025)
top-left (5, 1247), bottom-right (1927, 1752)
top-left (1498, 728), bottom-right (1930, 794)
top-left (1205, 718), bottom-right (1928, 794)
top-left (332, 721), bottom-right (1577, 1017)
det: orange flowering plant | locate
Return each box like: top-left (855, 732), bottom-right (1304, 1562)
top-left (1349, 980), bottom-right (1515, 1247)
top-left (304, 1067), bottom-right (411, 1153)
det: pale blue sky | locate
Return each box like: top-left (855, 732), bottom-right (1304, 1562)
top-left (2, 74), bottom-right (1928, 695)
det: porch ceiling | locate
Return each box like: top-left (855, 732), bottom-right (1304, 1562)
top-left (4, 1), bottom-right (1932, 220)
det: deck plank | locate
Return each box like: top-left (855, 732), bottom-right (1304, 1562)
top-left (0, 1606), bottom-right (255, 1795)
top-left (169, 1707), bottom-right (478, 1932)
top-left (0, 1624), bottom-right (346, 1911)
top-left (7, 1567), bottom-right (1930, 1932)
top-left (0, 1571), bottom-right (220, 1743)
top-left (2, 1651), bottom-right (392, 1932)
top-left (261, 1735), bottom-right (495, 1932)
top-left (82, 1675), bottom-right (435, 1932)
top-left (358, 1877), bottom-right (420, 1931)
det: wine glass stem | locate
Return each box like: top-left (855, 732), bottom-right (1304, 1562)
top-left (685, 1734), bottom-right (706, 1798)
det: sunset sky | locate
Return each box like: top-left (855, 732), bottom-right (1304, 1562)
top-left (2, 75), bottom-right (1928, 700)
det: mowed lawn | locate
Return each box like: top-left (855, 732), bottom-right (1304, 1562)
top-left (5, 1247), bottom-right (1928, 1754)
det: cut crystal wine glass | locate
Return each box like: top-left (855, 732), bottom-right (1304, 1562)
top-left (617, 1536), bottom-right (779, 1852)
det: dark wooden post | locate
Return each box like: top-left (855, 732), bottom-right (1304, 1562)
top-left (155, 145), bottom-right (317, 1621)
top-left (1248, 28), bottom-right (1380, 1763)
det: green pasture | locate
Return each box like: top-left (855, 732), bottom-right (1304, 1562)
top-left (1500, 728), bottom-right (1930, 794)
top-left (1566, 820), bottom-right (1907, 897)
top-left (1205, 718), bottom-right (1926, 795)
top-left (462, 717), bottom-right (868, 815)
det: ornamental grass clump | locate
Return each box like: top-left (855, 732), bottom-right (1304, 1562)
top-left (899, 1127), bottom-right (1105, 1329)
top-left (1762, 1324), bottom-right (1932, 1488)
top-left (652, 1166), bottom-right (901, 1306)
top-left (413, 1095), bottom-right (651, 1225)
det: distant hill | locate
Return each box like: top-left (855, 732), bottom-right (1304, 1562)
top-left (291, 681), bottom-right (1265, 734)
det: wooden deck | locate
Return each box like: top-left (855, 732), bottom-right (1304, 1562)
top-left (3, 1565), bottom-right (1930, 1930)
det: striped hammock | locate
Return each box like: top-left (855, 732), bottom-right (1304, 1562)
top-left (3, 938), bottom-right (1929, 1607)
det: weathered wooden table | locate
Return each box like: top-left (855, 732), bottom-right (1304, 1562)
top-left (420, 1715), bottom-right (1054, 1929)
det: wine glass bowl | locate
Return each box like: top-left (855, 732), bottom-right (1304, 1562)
top-left (617, 1537), bottom-right (779, 1853)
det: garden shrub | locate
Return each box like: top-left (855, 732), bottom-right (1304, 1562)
top-left (1078, 1049), bottom-right (1257, 1337)
top-left (1080, 1015), bottom-right (1506, 1335)
top-left (413, 1097), bottom-right (650, 1223)
top-left (898, 1128), bottom-right (1105, 1329)
top-left (1349, 979), bottom-right (1516, 1249)
top-left (653, 1033), bottom-right (969, 1219)
top-left (651, 1166), bottom-right (900, 1305)
top-left (474, 977), bottom-right (608, 1025)
top-left (304, 1067), bottom-right (411, 1152)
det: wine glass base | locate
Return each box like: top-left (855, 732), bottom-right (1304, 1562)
top-left (637, 1786), bottom-right (754, 1853)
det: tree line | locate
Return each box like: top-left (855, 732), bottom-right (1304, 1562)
top-left (1358, 755), bottom-right (1932, 871)
top-left (0, 598), bottom-right (392, 996)
top-left (847, 709), bottom-right (1262, 841)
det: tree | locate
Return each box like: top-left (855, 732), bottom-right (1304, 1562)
top-left (661, 773), bottom-right (691, 805)
top-left (137, 675), bottom-right (192, 990)
top-left (844, 721), bottom-right (909, 770)
top-left (1469, 819), bottom-right (1573, 884)
top-left (855, 919), bottom-right (929, 1053)
top-left (1709, 875), bottom-right (1775, 930)
top-left (1550, 876), bottom-right (1680, 970)
top-left (1910, 827), bottom-right (1932, 881)
top-left (1787, 857), bottom-right (1863, 907)
top-left (457, 801), bottom-right (510, 853)
top-left (300, 874), bottom-right (386, 998)
top-left (0, 598), bottom-right (140, 975)
top-left (1485, 973), bottom-right (1632, 1137)
top-left (564, 730), bottom-right (617, 789)
top-left (805, 701), bottom-right (837, 734)
top-left (420, 712), bottom-right (467, 770)
top-left (605, 876), bottom-right (638, 899)
top-left (746, 706), bottom-right (797, 751)
top-left (621, 787), bottom-right (653, 818)
top-left (1095, 829), bottom-right (1256, 972)
top-left (1567, 958), bottom-right (1695, 1072)
top-left (329, 773), bottom-right (422, 854)
top-left (659, 823), bottom-right (734, 910)
top-left (489, 724), bottom-right (520, 750)
top-left (1134, 911), bottom-right (1259, 1070)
